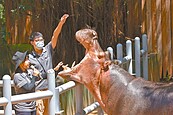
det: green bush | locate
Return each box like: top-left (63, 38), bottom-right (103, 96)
top-left (0, 43), bottom-right (32, 78)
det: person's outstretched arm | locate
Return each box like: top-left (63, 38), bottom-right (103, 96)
top-left (51, 14), bottom-right (69, 49)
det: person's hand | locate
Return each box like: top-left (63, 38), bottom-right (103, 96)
top-left (31, 65), bottom-right (40, 77)
top-left (60, 14), bottom-right (69, 24)
top-left (54, 61), bottom-right (64, 71)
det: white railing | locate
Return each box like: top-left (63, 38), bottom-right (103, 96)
top-left (107, 34), bottom-right (148, 80)
top-left (0, 69), bottom-right (103, 115)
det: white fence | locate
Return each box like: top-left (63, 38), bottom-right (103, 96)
top-left (0, 69), bottom-right (103, 115)
top-left (107, 34), bottom-right (148, 80)
top-left (0, 34), bottom-right (148, 115)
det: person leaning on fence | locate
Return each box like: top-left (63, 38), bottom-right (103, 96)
top-left (28, 14), bottom-right (69, 115)
top-left (12, 51), bottom-right (41, 115)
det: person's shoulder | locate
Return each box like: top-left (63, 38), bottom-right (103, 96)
top-left (13, 73), bottom-right (21, 81)
top-left (14, 73), bottom-right (20, 77)
top-left (45, 42), bottom-right (52, 48)
top-left (28, 53), bottom-right (36, 61)
top-left (14, 73), bottom-right (26, 78)
top-left (28, 53), bottom-right (34, 58)
top-left (45, 42), bottom-right (53, 51)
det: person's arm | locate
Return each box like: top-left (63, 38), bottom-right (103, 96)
top-left (22, 76), bottom-right (36, 90)
top-left (51, 14), bottom-right (69, 49)
top-left (22, 67), bottom-right (40, 90)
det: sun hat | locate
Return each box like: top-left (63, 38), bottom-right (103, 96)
top-left (29, 32), bottom-right (43, 41)
top-left (12, 51), bottom-right (28, 70)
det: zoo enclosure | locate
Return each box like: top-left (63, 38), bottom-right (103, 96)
top-left (3, 0), bottom-right (173, 80)
top-left (0, 35), bottom-right (148, 115)
top-left (107, 34), bottom-right (148, 80)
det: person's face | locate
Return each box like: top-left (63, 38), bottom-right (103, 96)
top-left (19, 57), bottom-right (30, 71)
top-left (33, 37), bottom-right (44, 42)
top-left (31, 37), bottom-right (45, 50)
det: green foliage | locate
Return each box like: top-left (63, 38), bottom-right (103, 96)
top-left (10, 0), bottom-right (35, 17)
top-left (0, 4), bottom-right (4, 24)
top-left (10, 43), bottom-right (32, 52)
top-left (10, 0), bottom-right (33, 20)
top-left (0, 0), bottom-right (5, 25)
top-left (0, 0), bottom-right (6, 42)
top-left (0, 43), bottom-right (32, 78)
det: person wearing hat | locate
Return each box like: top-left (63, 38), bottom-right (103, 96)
top-left (28, 14), bottom-right (69, 115)
top-left (12, 51), bottom-right (40, 115)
